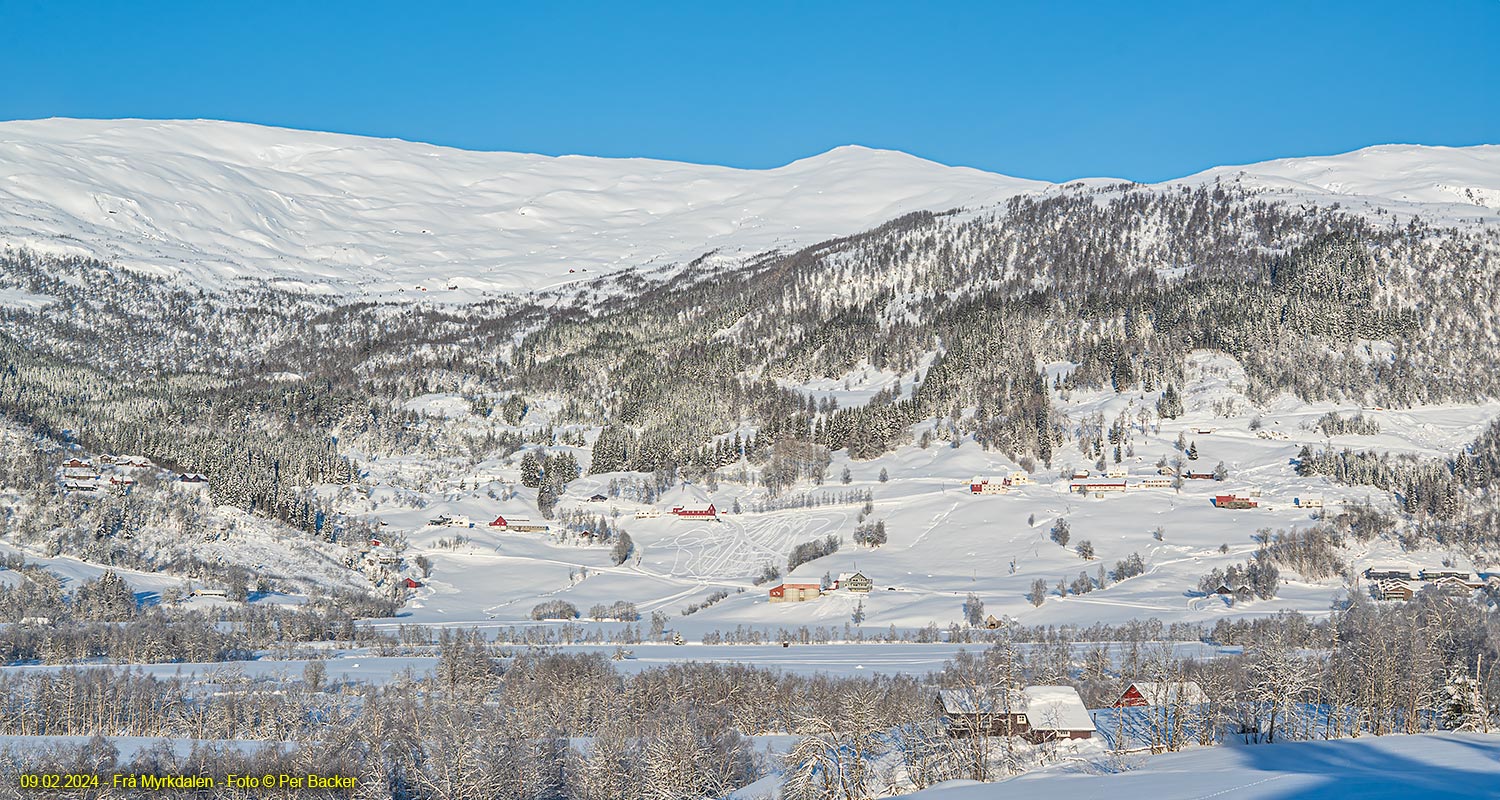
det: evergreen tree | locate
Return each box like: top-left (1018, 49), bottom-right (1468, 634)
top-left (520, 451), bottom-right (543, 488)
top-left (1158, 384), bottom-right (1184, 419)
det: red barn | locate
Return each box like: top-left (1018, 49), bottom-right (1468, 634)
top-left (488, 516), bottom-right (508, 529)
top-left (1114, 681), bottom-right (1208, 708)
top-left (403, 578), bottom-right (422, 589)
top-left (768, 583), bottom-right (820, 603)
top-left (671, 504), bottom-right (717, 519)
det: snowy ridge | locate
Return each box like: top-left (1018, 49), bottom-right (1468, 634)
top-left (1180, 143), bottom-right (1500, 223)
top-left (0, 119), bottom-right (1042, 297)
top-left (2, 119), bottom-right (1496, 299)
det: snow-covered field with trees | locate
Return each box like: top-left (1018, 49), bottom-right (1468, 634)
top-left (324, 351), bottom-right (1500, 639)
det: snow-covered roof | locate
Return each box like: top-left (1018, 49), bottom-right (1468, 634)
top-left (1021, 686), bottom-right (1096, 732)
top-left (937, 686), bottom-right (1095, 732)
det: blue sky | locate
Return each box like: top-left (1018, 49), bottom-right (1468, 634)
top-left (3, 0), bottom-right (1496, 182)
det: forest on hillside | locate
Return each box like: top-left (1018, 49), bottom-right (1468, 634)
top-left (0, 182), bottom-right (1497, 532)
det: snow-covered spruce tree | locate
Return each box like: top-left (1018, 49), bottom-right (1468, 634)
top-left (1157, 384), bottom-right (1184, 419)
top-left (519, 450), bottom-right (543, 488)
top-left (1442, 665), bottom-right (1491, 733)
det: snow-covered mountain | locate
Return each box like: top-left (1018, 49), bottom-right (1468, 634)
top-left (2, 119), bottom-right (1496, 298)
top-left (0, 119), bottom-right (1042, 296)
top-left (1179, 143), bottom-right (1500, 222)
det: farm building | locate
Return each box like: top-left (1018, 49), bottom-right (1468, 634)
top-left (427, 513), bottom-right (471, 528)
top-left (1293, 496), bottom-right (1324, 508)
top-left (61, 460), bottom-right (100, 480)
top-left (1070, 481), bottom-right (1126, 494)
top-left (1193, 427), bottom-right (1216, 435)
top-left (936, 686), bottom-right (1095, 742)
top-left (768, 583), bottom-right (821, 603)
top-left (634, 509), bottom-right (661, 519)
top-left (840, 572), bottom-right (873, 593)
top-left (365, 549), bottom-right (401, 568)
top-left (969, 476), bottom-right (1010, 494)
top-left (1185, 472), bottom-right (1216, 480)
top-left (1374, 580), bottom-right (1415, 601)
top-left (1212, 494), bottom-right (1258, 509)
top-left (1105, 468), bottom-right (1128, 479)
top-left (1070, 469), bottom-right (1091, 479)
top-left (402, 578), bottom-right (422, 589)
top-left (179, 473), bottom-right (208, 483)
top-left (671, 504), bottom-right (718, 519)
top-left (1432, 575), bottom-right (1484, 592)
top-left (589, 494), bottom-right (608, 502)
top-left (1135, 478), bottom-right (1171, 489)
top-left (489, 516), bottom-right (548, 533)
top-left (1114, 681), bottom-right (1208, 708)
top-left (1364, 566), bottom-right (1417, 581)
top-left (1006, 470), bottom-right (1033, 485)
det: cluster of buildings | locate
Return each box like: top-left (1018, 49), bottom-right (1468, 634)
top-left (968, 471), bottom-right (1034, 495)
top-left (768, 571), bottom-right (871, 602)
top-left (57, 455), bottom-right (163, 493)
top-left (935, 680), bottom-right (1209, 742)
top-left (633, 503), bottom-right (718, 520)
top-left (1364, 565), bottom-right (1488, 601)
top-left (935, 686), bottom-right (1095, 742)
top-left (1070, 475), bottom-right (1174, 494)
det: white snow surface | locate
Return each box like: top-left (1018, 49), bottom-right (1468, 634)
top-left (2, 119), bottom-right (1496, 298)
top-left (0, 119), bottom-right (1041, 297)
top-left (907, 732), bottom-right (1500, 800)
top-left (322, 353), bottom-right (1500, 638)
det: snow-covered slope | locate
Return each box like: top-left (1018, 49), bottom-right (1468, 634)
top-left (1180, 143), bottom-right (1500, 224)
top-left (0, 119), bottom-right (1042, 296)
top-left (906, 733), bottom-right (1500, 800)
top-left (2, 119), bottom-right (1496, 299)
